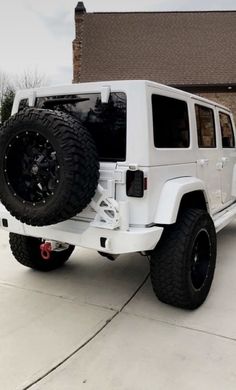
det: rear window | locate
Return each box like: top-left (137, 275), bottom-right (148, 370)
top-left (35, 93), bottom-right (127, 162)
top-left (18, 99), bottom-right (29, 111)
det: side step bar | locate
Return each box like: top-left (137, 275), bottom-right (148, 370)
top-left (213, 203), bottom-right (236, 233)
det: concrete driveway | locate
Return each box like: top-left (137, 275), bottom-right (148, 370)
top-left (0, 222), bottom-right (236, 390)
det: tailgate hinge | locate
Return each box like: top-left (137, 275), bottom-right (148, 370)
top-left (90, 185), bottom-right (120, 229)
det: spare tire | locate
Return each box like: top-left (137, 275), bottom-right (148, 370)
top-left (0, 108), bottom-right (99, 226)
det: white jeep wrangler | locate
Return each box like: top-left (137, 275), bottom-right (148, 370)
top-left (0, 80), bottom-right (235, 310)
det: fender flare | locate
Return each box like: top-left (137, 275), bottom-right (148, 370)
top-left (154, 177), bottom-right (209, 225)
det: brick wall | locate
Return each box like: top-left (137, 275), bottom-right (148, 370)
top-left (197, 91), bottom-right (236, 122)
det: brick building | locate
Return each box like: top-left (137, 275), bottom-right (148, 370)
top-left (73, 3), bottom-right (236, 119)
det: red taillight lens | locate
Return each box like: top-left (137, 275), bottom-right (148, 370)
top-left (126, 170), bottom-right (144, 197)
top-left (144, 177), bottom-right (148, 191)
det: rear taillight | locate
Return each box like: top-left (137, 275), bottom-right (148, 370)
top-left (126, 170), bottom-right (145, 197)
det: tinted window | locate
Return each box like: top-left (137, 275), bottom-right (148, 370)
top-left (152, 94), bottom-right (190, 148)
top-left (195, 105), bottom-right (216, 148)
top-left (219, 112), bottom-right (235, 148)
top-left (18, 99), bottom-right (29, 111)
top-left (36, 93), bottom-right (126, 162)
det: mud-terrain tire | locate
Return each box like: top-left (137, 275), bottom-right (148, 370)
top-left (150, 209), bottom-right (217, 310)
top-left (0, 108), bottom-right (99, 226)
top-left (10, 233), bottom-right (74, 271)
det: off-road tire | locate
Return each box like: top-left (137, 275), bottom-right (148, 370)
top-left (150, 209), bottom-right (217, 310)
top-left (9, 233), bottom-right (74, 271)
top-left (0, 108), bottom-right (99, 226)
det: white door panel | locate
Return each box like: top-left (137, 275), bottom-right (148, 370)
top-left (195, 103), bottom-right (222, 212)
top-left (197, 150), bottom-right (221, 211)
top-left (220, 152), bottom-right (236, 203)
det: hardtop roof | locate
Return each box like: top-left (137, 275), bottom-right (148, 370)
top-left (14, 80), bottom-right (231, 113)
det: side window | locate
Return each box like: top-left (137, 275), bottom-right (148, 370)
top-left (152, 94), bottom-right (190, 148)
top-left (219, 112), bottom-right (235, 148)
top-left (195, 105), bottom-right (216, 148)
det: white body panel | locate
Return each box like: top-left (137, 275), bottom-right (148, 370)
top-left (154, 177), bottom-right (208, 225)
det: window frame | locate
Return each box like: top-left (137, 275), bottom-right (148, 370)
top-left (219, 111), bottom-right (235, 149)
top-left (195, 104), bottom-right (217, 149)
top-left (152, 93), bottom-right (190, 149)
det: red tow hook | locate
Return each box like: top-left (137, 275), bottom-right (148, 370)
top-left (40, 242), bottom-right (52, 260)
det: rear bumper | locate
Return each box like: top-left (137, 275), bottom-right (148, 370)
top-left (0, 204), bottom-right (163, 254)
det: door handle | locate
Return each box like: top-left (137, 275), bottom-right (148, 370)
top-left (221, 157), bottom-right (229, 167)
top-left (216, 162), bottom-right (223, 171)
top-left (197, 159), bottom-right (209, 167)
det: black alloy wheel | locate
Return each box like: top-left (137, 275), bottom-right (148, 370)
top-left (4, 131), bottom-right (60, 205)
top-left (150, 209), bottom-right (217, 309)
top-left (190, 229), bottom-right (211, 291)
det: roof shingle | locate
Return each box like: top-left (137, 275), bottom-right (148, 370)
top-left (77, 11), bottom-right (236, 86)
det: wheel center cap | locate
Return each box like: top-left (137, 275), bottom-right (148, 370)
top-left (31, 165), bottom-right (39, 175)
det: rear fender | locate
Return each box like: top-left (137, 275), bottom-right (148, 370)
top-left (154, 177), bottom-right (209, 225)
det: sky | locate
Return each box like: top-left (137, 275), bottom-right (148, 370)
top-left (0, 0), bottom-right (235, 86)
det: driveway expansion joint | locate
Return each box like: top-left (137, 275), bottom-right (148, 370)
top-left (21, 273), bottom-right (150, 390)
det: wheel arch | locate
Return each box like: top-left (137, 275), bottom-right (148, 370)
top-left (154, 177), bottom-right (209, 225)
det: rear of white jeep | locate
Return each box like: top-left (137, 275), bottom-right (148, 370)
top-left (0, 81), bottom-right (163, 256)
top-left (0, 80), bottom-right (233, 310)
